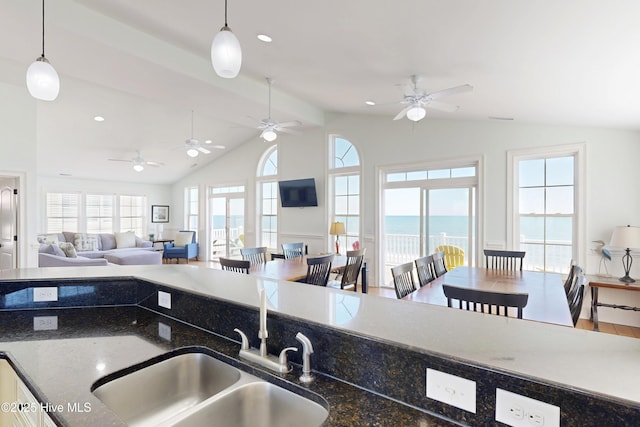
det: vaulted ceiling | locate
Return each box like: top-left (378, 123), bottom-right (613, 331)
top-left (2, 1), bottom-right (639, 184)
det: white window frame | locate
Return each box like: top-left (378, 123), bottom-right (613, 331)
top-left (184, 186), bottom-right (199, 231)
top-left (507, 143), bottom-right (586, 271)
top-left (86, 193), bottom-right (115, 233)
top-left (257, 145), bottom-right (278, 251)
top-left (328, 135), bottom-right (362, 254)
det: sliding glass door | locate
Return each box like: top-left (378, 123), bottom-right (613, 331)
top-left (381, 162), bottom-right (478, 286)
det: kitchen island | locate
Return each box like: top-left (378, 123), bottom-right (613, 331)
top-left (0, 265), bottom-right (639, 425)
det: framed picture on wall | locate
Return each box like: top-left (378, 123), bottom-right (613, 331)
top-left (151, 205), bottom-right (170, 223)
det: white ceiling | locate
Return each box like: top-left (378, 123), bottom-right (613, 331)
top-left (2, 0), bottom-right (640, 184)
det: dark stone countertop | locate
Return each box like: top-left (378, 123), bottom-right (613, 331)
top-left (0, 306), bottom-right (454, 426)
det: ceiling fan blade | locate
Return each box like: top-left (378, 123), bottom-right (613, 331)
top-left (276, 120), bottom-right (301, 128)
top-left (146, 161), bottom-right (164, 167)
top-left (393, 105), bottom-right (412, 120)
top-left (428, 84), bottom-right (473, 100)
top-left (426, 100), bottom-right (459, 113)
top-left (278, 127), bottom-right (301, 135)
top-left (107, 158), bottom-right (132, 163)
top-left (197, 146), bottom-right (211, 154)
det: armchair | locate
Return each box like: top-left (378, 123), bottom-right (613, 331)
top-left (163, 230), bottom-right (198, 263)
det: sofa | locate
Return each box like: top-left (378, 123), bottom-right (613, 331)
top-left (37, 231), bottom-right (160, 267)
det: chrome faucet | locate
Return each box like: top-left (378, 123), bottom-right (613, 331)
top-left (233, 289), bottom-right (297, 373)
top-left (295, 332), bottom-right (314, 383)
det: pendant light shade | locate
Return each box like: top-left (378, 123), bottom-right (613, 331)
top-left (406, 106), bottom-right (426, 122)
top-left (27, 0), bottom-right (59, 101)
top-left (211, 0), bottom-right (241, 78)
top-left (27, 57), bottom-right (59, 101)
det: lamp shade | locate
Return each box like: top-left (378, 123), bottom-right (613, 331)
top-left (609, 225), bottom-right (640, 249)
top-left (406, 106), bottom-right (426, 122)
top-left (329, 222), bottom-right (346, 236)
top-left (26, 57), bottom-right (59, 101)
top-left (211, 27), bottom-right (242, 78)
top-left (261, 129), bottom-right (277, 142)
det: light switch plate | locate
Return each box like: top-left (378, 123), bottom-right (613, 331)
top-left (496, 388), bottom-right (560, 427)
top-left (158, 322), bottom-right (171, 341)
top-left (426, 368), bottom-right (476, 413)
top-left (158, 291), bottom-right (171, 309)
top-left (33, 287), bottom-right (58, 302)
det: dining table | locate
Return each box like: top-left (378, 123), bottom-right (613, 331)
top-left (402, 266), bottom-right (574, 327)
top-left (249, 254), bottom-right (348, 282)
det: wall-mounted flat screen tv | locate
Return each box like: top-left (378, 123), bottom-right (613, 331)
top-left (278, 178), bottom-right (318, 207)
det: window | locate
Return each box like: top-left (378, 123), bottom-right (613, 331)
top-left (46, 192), bottom-right (80, 232)
top-left (508, 145), bottom-right (584, 273)
top-left (185, 187), bottom-right (199, 230)
top-left (329, 136), bottom-right (361, 253)
top-left (257, 145), bottom-right (278, 250)
top-left (119, 195), bottom-right (146, 236)
top-left (86, 194), bottom-right (114, 233)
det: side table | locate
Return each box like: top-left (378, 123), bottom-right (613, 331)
top-left (587, 275), bottom-right (640, 331)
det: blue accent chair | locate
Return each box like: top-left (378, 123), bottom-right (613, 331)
top-left (164, 230), bottom-right (198, 263)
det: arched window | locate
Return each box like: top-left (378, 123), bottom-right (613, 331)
top-left (329, 136), bottom-right (361, 253)
top-left (257, 145), bottom-right (278, 250)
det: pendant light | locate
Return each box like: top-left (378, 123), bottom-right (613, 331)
top-left (211, 0), bottom-right (242, 78)
top-left (26, 0), bottom-right (60, 101)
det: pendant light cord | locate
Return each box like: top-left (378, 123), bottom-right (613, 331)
top-left (224, 0), bottom-right (228, 26)
top-left (41, 0), bottom-right (46, 57)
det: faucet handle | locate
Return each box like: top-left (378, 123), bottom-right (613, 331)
top-left (234, 328), bottom-right (250, 350)
top-left (278, 347), bottom-right (298, 371)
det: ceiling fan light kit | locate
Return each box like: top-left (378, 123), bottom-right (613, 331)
top-left (133, 163), bottom-right (144, 172)
top-left (406, 106), bottom-right (426, 122)
top-left (261, 129), bottom-right (277, 142)
top-left (27, 0), bottom-right (60, 101)
top-left (211, 0), bottom-right (242, 78)
top-left (184, 111), bottom-right (212, 157)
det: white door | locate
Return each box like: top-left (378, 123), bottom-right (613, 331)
top-left (0, 184), bottom-right (17, 270)
top-left (209, 195), bottom-right (245, 259)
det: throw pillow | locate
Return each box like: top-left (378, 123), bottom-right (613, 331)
top-left (37, 233), bottom-right (60, 245)
top-left (174, 231), bottom-right (194, 247)
top-left (74, 233), bottom-right (99, 252)
top-left (115, 231), bottom-right (136, 249)
top-left (58, 242), bottom-right (77, 258)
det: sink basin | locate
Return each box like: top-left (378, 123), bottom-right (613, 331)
top-left (172, 382), bottom-right (329, 427)
top-left (92, 348), bottom-right (329, 426)
top-left (92, 350), bottom-right (241, 426)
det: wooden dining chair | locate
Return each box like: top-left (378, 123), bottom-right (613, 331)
top-left (432, 251), bottom-right (447, 277)
top-left (219, 257), bottom-right (251, 274)
top-left (391, 262), bottom-right (417, 299)
top-left (302, 253), bottom-right (334, 286)
top-left (282, 242), bottom-right (304, 259)
top-left (442, 284), bottom-right (529, 319)
top-left (484, 249), bottom-right (526, 271)
top-left (414, 255), bottom-right (436, 287)
top-left (240, 246), bottom-right (269, 265)
top-left (328, 249), bottom-right (365, 291)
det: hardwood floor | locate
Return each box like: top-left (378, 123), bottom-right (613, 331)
top-left (189, 260), bottom-right (640, 338)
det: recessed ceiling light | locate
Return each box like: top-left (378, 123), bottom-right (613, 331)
top-left (365, 100), bottom-right (376, 106)
top-left (94, 116), bottom-right (105, 122)
top-left (257, 34), bottom-right (272, 43)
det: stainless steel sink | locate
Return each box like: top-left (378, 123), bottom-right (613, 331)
top-left (92, 349), bottom-right (329, 427)
top-left (92, 351), bottom-right (242, 426)
top-left (172, 381), bottom-right (329, 427)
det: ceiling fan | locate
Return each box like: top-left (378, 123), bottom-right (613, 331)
top-left (108, 151), bottom-right (163, 172)
top-left (253, 77), bottom-right (301, 142)
top-left (184, 110), bottom-right (214, 157)
top-left (394, 75), bottom-right (473, 122)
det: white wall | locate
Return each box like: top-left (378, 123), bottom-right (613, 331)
top-left (174, 112), bottom-right (640, 326)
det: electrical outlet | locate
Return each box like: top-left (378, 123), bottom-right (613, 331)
top-left (33, 287), bottom-right (58, 302)
top-left (158, 291), bottom-right (171, 309)
top-left (158, 322), bottom-right (171, 341)
top-left (33, 316), bottom-right (58, 331)
top-left (426, 368), bottom-right (476, 413)
top-left (496, 388), bottom-right (560, 427)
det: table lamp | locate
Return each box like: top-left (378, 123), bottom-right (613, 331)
top-left (329, 222), bottom-right (345, 254)
top-left (609, 225), bottom-right (640, 283)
